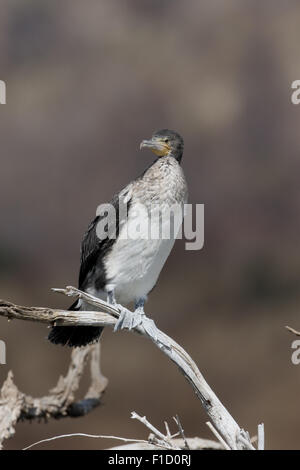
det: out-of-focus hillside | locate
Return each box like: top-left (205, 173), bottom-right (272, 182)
top-left (1, 0), bottom-right (300, 449)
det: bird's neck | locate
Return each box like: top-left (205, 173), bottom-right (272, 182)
top-left (169, 151), bottom-right (183, 163)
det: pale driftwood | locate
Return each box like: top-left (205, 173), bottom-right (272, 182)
top-left (23, 432), bottom-right (151, 451)
top-left (0, 286), bottom-right (257, 450)
top-left (286, 325), bottom-right (300, 336)
top-left (128, 412), bottom-right (220, 450)
top-left (173, 415), bottom-right (190, 450)
top-left (0, 343), bottom-right (107, 449)
top-left (0, 300), bottom-right (115, 327)
top-left (109, 438), bottom-right (223, 450)
top-left (206, 421), bottom-right (230, 450)
top-left (257, 423), bottom-right (265, 450)
top-left (23, 412), bottom-right (222, 450)
top-left (130, 412), bottom-right (181, 450)
top-left (23, 432), bottom-right (222, 451)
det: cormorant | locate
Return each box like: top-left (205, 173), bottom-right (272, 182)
top-left (48, 129), bottom-right (188, 347)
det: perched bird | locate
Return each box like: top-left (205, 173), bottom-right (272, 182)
top-left (48, 129), bottom-right (188, 347)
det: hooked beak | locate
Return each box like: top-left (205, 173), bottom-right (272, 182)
top-left (140, 138), bottom-right (170, 156)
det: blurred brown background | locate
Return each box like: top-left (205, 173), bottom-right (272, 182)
top-left (0, 0), bottom-right (300, 450)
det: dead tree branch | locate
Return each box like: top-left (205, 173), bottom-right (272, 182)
top-left (109, 438), bottom-right (223, 450)
top-left (0, 343), bottom-right (107, 449)
top-left (23, 412), bottom-right (222, 450)
top-left (0, 286), bottom-right (258, 449)
top-left (286, 325), bottom-right (300, 336)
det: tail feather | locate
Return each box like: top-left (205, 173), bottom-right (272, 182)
top-left (48, 300), bottom-right (103, 347)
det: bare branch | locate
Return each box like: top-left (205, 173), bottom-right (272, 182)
top-left (173, 415), bottom-right (190, 450)
top-left (0, 299), bottom-right (115, 327)
top-left (0, 286), bottom-right (255, 450)
top-left (285, 325), bottom-right (300, 336)
top-left (23, 412), bottom-right (220, 451)
top-left (23, 432), bottom-right (151, 451)
top-left (131, 412), bottom-right (181, 450)
top-left (257, 423), bottom-right (265, 450)
top-left (206, 421), bottom-right (230, 450)
top-left (0, 343), bottom-right (107, 449)
top-left (164, 420), bottom-right (172, 439)
top-left (109, 437), bottom-right (223, 450)
top-left (23, 431), bottom-right (222, 451)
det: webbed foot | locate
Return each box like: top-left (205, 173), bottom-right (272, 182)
top-left (114, 306), bottom-right (145, 332)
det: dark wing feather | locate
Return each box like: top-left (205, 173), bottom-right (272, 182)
top-left (78, 186), bottom-right (132, 291)
top-left (78, 215), bottom-right (102, 289)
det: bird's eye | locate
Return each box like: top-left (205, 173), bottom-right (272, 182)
top-left (164, 138), bottom-right (169, 143)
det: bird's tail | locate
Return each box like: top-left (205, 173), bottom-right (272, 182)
top-left (48, 300), bottom-right (103, 347)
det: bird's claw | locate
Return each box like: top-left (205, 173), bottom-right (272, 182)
top-left (113, 307), bottom-right (164, 345)
top-left (114, 307), bottom-right (144, 332)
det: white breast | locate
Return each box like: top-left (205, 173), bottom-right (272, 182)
top-left (103, 201), bottom-right (183, 305)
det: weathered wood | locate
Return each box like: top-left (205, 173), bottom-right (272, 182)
top-left (0, 343), bottom-right (107, 449)
top-left (0, 286), bottom-right (256, 449)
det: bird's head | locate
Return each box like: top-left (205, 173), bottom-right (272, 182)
top-left (140, 129), bottom-right (184, 162)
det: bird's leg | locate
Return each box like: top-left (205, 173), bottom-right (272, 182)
top-left (107, 289), bottom-right (117, 306)
top-left (107, 289), bottom-right (129, 325)
top-left (114, 297), bottom-right (147, 332)
top-left (106, 288), bottom-right (132, 331)
top-left (133, 297), bottom-right (147, 326)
